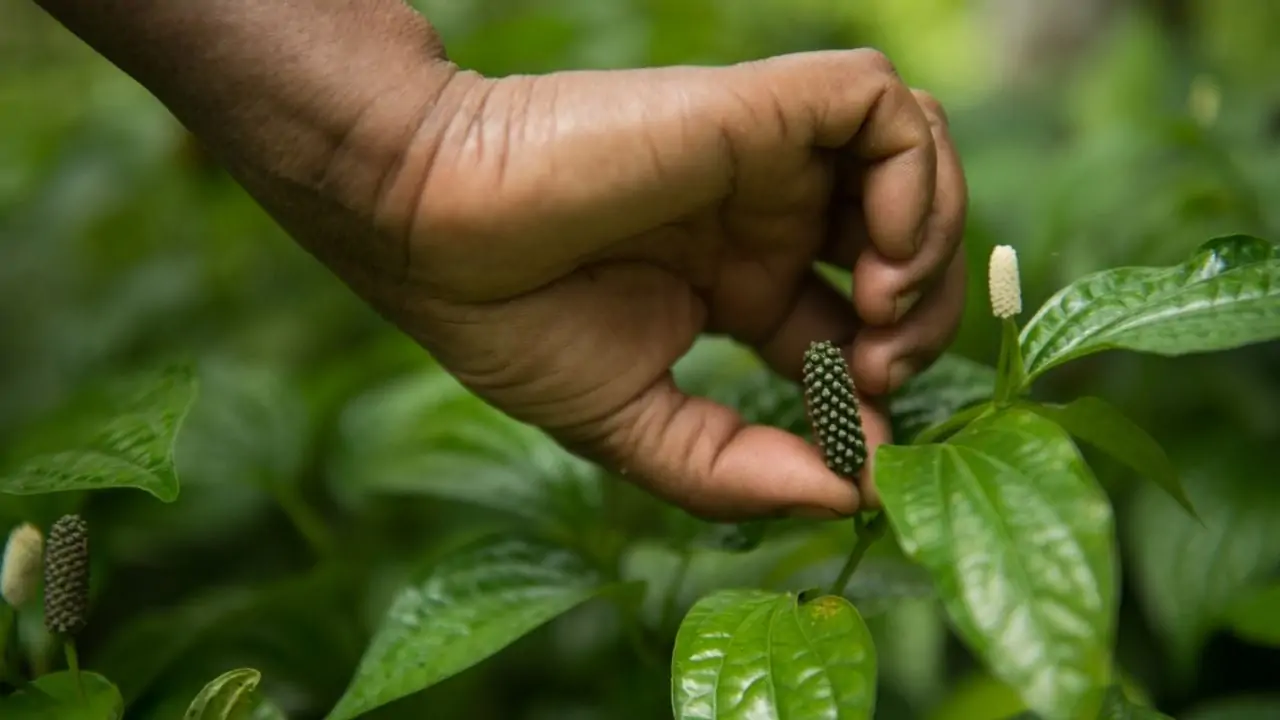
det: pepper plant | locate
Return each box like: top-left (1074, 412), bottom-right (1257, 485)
top-left (0, 234), bottom-right (1278, 719)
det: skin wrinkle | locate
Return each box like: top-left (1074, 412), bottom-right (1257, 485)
top-left (31, 0), bottom-right (967, 520)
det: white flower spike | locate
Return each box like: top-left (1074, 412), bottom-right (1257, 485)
top-left (988, 245), bottom-right (1022, 320)
top-left (1, 522), bottom-right (44, 609)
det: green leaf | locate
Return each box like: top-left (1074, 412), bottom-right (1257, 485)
top-left (1021, 397), bottom-right (1193, 516)
top-left (1126, 433), bottom-right (1280, 680)
top-left (0, 364), bottom-right (198, 501)
top-left (1224, 582), bottom-right (1280, 647)
top-left (1019, 234), bottom-right (1280, 382)
top-left (330, 370), bottom-right (602, 531)
top-left (671, 589), bottom-right (877, 719)
top-left (1184, 696), bottom-right (1280, 720)
top-left (326, 533), bottom-right (616, 720)
top-left (875, 409), bottom-right (1117, 720)
top-left (889, 354), bottom-right (997, 443)
top-left (0, 671), bottom-right (124, 719)
top-left (183, 668), bottom-right (268, 720)
top-left (1095, 685), bottom-right (1173, 719)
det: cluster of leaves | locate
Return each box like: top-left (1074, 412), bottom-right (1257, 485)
top-left (1, 235), bottom-right (1278, 720)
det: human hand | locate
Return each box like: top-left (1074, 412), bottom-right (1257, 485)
top-left (34, 0), bottom-right (963, 521)
top-left (359, 50), bottom-right (967, 521)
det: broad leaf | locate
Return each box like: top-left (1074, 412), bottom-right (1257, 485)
top-left (1184, 696), bottom-right (1280, 720)
top-left (331, 370), bottom-right (602, 531)
top-left (876, 409), bottom-right (1117, 720)
top-left (1224, 582), bottom-right (1280, 647)
top-left (0, 364), bottom-right (198, 501)
top-left (1095, 685), bottom-right (1173, 719)
top-left (184, 668), bottom-right (267, 720)
top-left (0, 671), bottom-right (124, 719)
top-left (1020, 235), bottom-right (1280, 382)
top-left (671, 589), bottom-right (877, 719)
top-left (327, 533), bottom-right (616, 720)
top-left (1022, 397), bottom-right (1193, 515)
top-left (889, 354), bottom-right (996, 442)
top-left (175, 360), bottom-right (310, 491)
top-left (1126, 433), bottom-right (1280, 680)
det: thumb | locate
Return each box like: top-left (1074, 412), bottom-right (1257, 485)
top-left (597, 374), bottom-right (888, 522)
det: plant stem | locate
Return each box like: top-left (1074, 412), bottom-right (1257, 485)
top-left (272, 483), bottom-right (334, 559)
top-left (830, 513), bottom-right (889, 597)
top-left (912, 403), bottom-right (992, 445)
top-left (993, 317), bottom-right (1026, 405)
top-left (659, 551), bottom-right (692, 634)
top-left (63, 638), bottom-right (83, 700)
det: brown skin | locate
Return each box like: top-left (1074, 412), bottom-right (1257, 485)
top-left (32, 0), bottom-right (967, 521)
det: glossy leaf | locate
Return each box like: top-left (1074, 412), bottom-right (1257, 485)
top-left (184, 668), bottom-right (267, 720)
top-left (1022, 397), bottom-right (1193, 515)
top-left (1126, 433), bottom-right (1280, 679)
top-left (331, 370), bottom-right (602, 531)
top-left (0, 671), bottom-right (124, 719)
top-left (672, 589), bottom-right (877, 719)
top-left (1224, 582), bottom-right (1280, 647)
top-left (876, 409), bottom-right (1117, 720)
top-left (0, 364), bottom-right (198, 501)
top-left (327, 533), bottom-right (614, 720)
top-left (1020, 235), bottom-right (1280, 382)
top-left (889, 354), bottom-right (997, 443)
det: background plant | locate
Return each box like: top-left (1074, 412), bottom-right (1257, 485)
top-left (1, 0), bottom-right (1279, 718)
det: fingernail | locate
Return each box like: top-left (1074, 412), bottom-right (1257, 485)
top-left (787, 505), bottom-right (846, 521)
top-left (894, 290), bottom-right (921, 321)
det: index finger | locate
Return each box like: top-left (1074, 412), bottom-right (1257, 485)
top-left (787, 50), bottom-right (938, 262)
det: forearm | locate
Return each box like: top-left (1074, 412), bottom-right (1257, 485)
top-left (31, 0), bottom-right (460, 297)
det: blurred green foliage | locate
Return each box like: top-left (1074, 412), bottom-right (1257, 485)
top-left (1, 0), bottom-right (1279, 718)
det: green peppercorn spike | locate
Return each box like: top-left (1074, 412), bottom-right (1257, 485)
top-left (43, 514), bottom-right (90, 637)
top-left (801, 341), bottom-right (867, 480)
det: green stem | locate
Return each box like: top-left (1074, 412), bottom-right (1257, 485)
top-left (830, 513), bottom-right (889, 597)
top-left (912, 403), bottom-right (992, 445)
top-left (659, 552), bottom-right (693, 634)
top-left (993, 317), bottom-right (1026, 405)
top-left (0, 604), bottom-right (18, 688)
top-left (272, 483), bottom-right (334, 559)
top-left (63, 639), bottom-right (83, 701)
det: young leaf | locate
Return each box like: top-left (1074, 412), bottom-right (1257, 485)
top-left (0, 670), bottom-right (124, 719)
top-left (327, 533), bottom-right (620, 720)
top-left (183, 668), bottom-right (268, 720)
top-left (671, 589), bottom-right (877, 719)
top-left (1021, 397), bottom-right (1193, 516)
top-left (0, 364), bottom-right (198, 501)
top-left (875, 408), bottom-right (1117, 720)
top-left (1224, 582), bottom-right (1280, 647)
top-left (330, 370), bottom-right (602, 531)
top-left (889, 353), bottom-right (997, 443)
top-left (1019, 234), bottom-right (1280, 383)
top-left (1126, 433), bottom-right (1280, 680)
